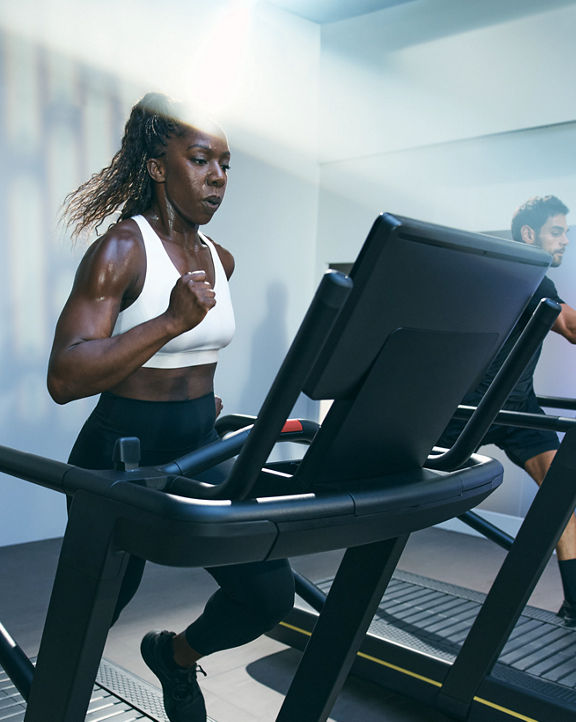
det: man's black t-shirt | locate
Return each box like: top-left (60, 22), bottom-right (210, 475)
top-left (465, 275), bottom-right (564, 406)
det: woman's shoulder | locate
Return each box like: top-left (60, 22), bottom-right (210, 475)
top-left (84, 218), bottom-right (145, 264)
top-left (77, 218), bottom-right (147, 290)
top-left (204, 234), bottom-right (235, 279)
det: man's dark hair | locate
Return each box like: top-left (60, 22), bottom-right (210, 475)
top-left (511, 195), bottom-right (569, 242)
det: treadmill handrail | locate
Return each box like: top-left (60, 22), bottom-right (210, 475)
top-left (0, 444), bottom-right (76, 493)
top-left (452, 405), bottom-right (576, 432)
top-left (426, 298), bottom-right (561, 471)
top-left (161, 418), bottom-right (319, 480)
top-left (215, 413), bottom-right (257, 435)
top-left (0, 418), bottom-right (318, 502)
top-left (161, 426), bottom-right (253, 479)
top-left (0, 444), bottom-right (169, 499)
top-left (535, 394), bottom-right (576, 411)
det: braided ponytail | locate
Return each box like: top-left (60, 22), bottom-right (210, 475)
top-left (62, 93), bottom-right (186, 240)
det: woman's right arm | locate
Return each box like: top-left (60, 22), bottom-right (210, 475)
top-left (47, 227), bottom-right (215, 404)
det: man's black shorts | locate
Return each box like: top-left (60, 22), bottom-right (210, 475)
top-left (438, 393), bottom-right (560, 468)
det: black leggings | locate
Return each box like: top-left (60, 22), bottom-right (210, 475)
top-left (68, 392), bottom-right (295, 655)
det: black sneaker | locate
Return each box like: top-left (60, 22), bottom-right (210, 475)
top-left (557, 600), bottom-right (576, 627)
top-left (141, 630), bottom-right (207, 722)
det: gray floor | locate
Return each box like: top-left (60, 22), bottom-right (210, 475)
top-left (0, 526), bottom-right (564, 721)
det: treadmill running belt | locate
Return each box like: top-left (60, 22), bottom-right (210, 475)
top-left (0, 658), bottom-right (218, 721)
top-left (272, 569), bottom-right (576, 718)
top-left (362, 570), bottom-right (576, 689)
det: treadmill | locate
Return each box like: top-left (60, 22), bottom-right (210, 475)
top-left (269, 351), bottom-right (576, 715)
top-left (0, 212), bottom-right (556, 721)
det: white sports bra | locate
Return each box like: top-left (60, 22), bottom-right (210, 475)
top-left (112, 215), bottom-right (235, 369)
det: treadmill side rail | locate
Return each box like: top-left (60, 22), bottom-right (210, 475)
top-left (436, 426), bottom-right (576, 719)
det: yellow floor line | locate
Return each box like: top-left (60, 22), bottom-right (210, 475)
top-left (472, 696), bottom-right (538, 722)
top-left (278, 621), bottom-right (541, 721)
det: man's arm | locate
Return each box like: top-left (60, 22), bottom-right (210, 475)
top-left (552, 303), bottom-right (576, 344)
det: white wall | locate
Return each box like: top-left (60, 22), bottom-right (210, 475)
top-left (0, 0), bottom-right (320, 546)
top-left (317, 0), bottom-right (576, 529)
top-left (320, 0), bottom-right (576, 161)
